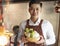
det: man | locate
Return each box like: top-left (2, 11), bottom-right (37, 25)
top-left (18, 0), bottom-right (56, 46)
top-left (10, 25), bottom-right (20, 46)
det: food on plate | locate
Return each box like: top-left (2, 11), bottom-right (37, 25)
top-left (24, 28), bottom-right (40, 42)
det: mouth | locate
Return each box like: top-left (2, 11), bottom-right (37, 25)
top-left (32, 13), bottom-right (37, 16)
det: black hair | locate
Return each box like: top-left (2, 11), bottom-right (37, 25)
top-left (13, 25), bottom-right (19, 34)
top-left (29, 0), bottom-right (42, 7)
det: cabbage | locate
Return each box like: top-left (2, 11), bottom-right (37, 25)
top-left (24, 28), bottom-right (40, 42)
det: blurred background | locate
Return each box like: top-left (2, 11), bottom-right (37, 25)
top-left (1, 0), bottom-right (60, 46)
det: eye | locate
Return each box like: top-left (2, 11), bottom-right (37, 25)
top-left (36, 8), bottom-right (39, 10)
top-left (30, 8), bottom-right (33, 10)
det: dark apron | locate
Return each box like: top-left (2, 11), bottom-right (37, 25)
top-left (24, 19), bottom-right (44, 46)
top-left (10, 34), bottom-right (19, 46)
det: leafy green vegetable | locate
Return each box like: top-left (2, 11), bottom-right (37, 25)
top-left (25, 28), bottom-right (29, 32)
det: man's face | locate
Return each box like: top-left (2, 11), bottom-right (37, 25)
top-left (29, 4), bottom-right (42, 18)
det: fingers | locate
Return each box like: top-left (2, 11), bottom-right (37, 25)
top-left (40, 35), bottom-right (43, 39)
top-left (21, 37), bottom-right (25, 42)
top-left (35, 35), bottom-right (45, 44)
top-left (35, 41), bottom-right (41, 44)
top-left (35, 39), bottom-right (45, 44)
top-left (21, 36), bottom-right (28, 43)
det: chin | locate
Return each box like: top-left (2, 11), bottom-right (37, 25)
top-left (32, 14), bottom-right (37, 16)
top-left (33, 15), bottom-right (38, 17)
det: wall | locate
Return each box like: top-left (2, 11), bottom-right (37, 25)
top-left (3, 3), bottom-right (29, 30)
top-left (3, 1), bottom-right (59, 46)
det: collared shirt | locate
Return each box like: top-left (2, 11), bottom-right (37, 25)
top-left (10, 35), bottom-right (16, 46)
top-left (9, 34), bottom-right (20, 46)
top-left (18, 18), bottom-right (56, 46)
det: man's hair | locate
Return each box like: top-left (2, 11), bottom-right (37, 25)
top-left (29, 0), bottom-right (42, 7)
top-left (13, 25), bottom-right (19, 33)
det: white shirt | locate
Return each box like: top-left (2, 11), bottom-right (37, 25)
top-left (18, 18), bottom-right (56, 46)
top-left (9, 35), bottom-right (16, 46)
top-left (8, 35), bottom-right (20, 46)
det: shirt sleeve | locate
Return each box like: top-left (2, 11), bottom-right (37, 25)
top-left (17, 21), bottom-right (26, 45)
top-left (45, 21), bottom-right (56, 45)
top-left (17, 23), bottom-right (23, 42)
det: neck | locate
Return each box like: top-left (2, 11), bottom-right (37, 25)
top-left (30, 17), bottom-right (38, 23)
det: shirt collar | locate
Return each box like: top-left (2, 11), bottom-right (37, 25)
top-left (29, 17), bottom-right (41, 24)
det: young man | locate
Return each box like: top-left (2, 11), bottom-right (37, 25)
top-left (18, 0), bottom-right (56, 46)
top-left (10, 25), bottom-right (20, 46)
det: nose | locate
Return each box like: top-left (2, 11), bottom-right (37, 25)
top-left (33, 9), bottom-right (36, 13)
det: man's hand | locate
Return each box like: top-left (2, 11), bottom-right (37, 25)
top-left (35, 35), bottom-right (45, 44)
top-left (21, 36), bottom-right (28, 43)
